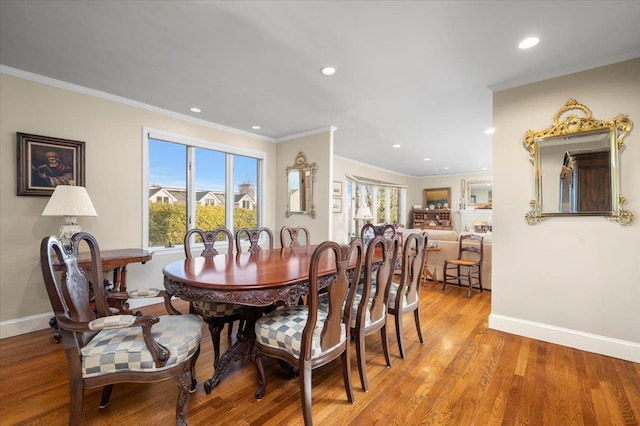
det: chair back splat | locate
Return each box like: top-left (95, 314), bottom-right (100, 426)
top-left (253, 239), bottom-right (364, 426)
top-left (235, 227), bottom-right (274, 253)
top-left (280, 225), bottom-right (310, 248)
top-left (41, 232), bottom-right (201, 425)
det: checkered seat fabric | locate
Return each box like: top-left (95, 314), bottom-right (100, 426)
top-left (81, 313), bottom-right (202, 378)
top-left (192, 301), bottom-right (242, 318)
top-left (319, 288), bottom-right (381, 329)
top-left (255, 306), bottom-right (346, 359)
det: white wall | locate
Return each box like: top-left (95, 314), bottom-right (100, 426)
top-left (490, 58), bottom-right (640, 362)
top-left (0, 72), bottom-right (278, 336)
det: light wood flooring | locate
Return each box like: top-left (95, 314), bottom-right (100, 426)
top-left (1, 282), bottom-right (639, 425)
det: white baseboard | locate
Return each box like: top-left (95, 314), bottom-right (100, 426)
top-left (0, 298), bottom-right (162, 339)
top-left (489, 313), bottom-right (640, 363)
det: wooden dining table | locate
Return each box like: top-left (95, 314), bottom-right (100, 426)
top-left (163, 244), bottom-right (353, 393)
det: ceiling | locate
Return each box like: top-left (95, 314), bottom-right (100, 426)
top-left (2, 1), bottom-right (639, 177)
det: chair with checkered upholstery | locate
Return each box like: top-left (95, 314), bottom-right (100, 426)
top-left (351, 234), bottom-right (399, 391)
top-left (387, 232), bottom-right (427, 359)
top-left (280, 225), bottom-right (310, 248)
top-left (40, 232), bottom-right (202, 426)
top-left (184, 227), bottom-right (242, 363)
top-left (253, 239), bottom-right (364, 426)
top-left (235, 226), bottom-right (274, 253)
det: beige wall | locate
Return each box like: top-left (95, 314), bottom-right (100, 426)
top-left (0, 73), bottom-right (278, 334)
top-left (276, 129), bottom-right (334, 244)
top-left (490, 58), bottom-right (640, 362)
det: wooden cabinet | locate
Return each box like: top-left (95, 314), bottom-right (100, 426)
top-left (412, 208), bottom-right (453, 230)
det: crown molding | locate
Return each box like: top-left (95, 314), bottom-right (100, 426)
top-left (0, 65), bottom-right (275, 142)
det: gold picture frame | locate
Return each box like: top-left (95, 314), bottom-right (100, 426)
top-left (17, 133), bottom-right (86, 196)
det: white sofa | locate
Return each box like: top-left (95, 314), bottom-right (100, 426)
top-left (397, 228), bottom-right (492, 290)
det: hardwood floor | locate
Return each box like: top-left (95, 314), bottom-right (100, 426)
top-left (1, 283), bottom-right (638, 425)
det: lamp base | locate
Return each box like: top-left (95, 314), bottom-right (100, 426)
top-left (60, 216), bottom-right (81, 246)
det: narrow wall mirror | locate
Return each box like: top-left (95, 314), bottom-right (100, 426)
top-left (523, 99), bottom-right (633, 225)
top-left (467, 180), bottom-right (492, 208)
top-left (285, 151), bottom-right (317, 219)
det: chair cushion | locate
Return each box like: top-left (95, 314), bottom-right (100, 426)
top-left (318, 288), bottom-right (382, 329)
top-left (193, 301), bottom-right (242, 318)
top-left (255, 306), bottom-right (345, 359)
top-left (81, 314), bottom-right (202, 378)
top-left (388, 283), bottom-right (417, 310)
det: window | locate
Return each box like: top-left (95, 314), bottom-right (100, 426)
top-left (143, 128), bottom-right (265, 249)
top-left (346, 176), bottom-right (405, 238)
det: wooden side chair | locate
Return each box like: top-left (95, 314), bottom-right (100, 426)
top-left (40, 232), bottom-right (202, 426)
top-left (184, 228), bottom-right (242, 363)
top-left (235, 226), bottom-right (274, 253)
top-left (442, 234), bottom-right (484, 297)
top-left (253, 239), bottom-right (364, 426)
top-left (387, 232), bottom-right (427, 359)
top-left (280, 225), bottom-right (310, 248)
top-left (351, 234), bottom-right (399, 391)
top-left (360, 223), bottom-right (396, 244)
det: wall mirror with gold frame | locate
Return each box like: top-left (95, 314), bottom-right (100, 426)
top-left (467, 180), bottom-right (492, 208)
top-left (523, 99), bottom-right (633, 225)
top-left (285, 151), bottom-right (317, 218)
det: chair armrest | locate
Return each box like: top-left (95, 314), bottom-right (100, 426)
top-left (88, 314), bottom-right (137, 331)
top-left (108, 288), bottom-right (182, 316)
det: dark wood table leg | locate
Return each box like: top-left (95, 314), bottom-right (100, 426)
top-left (203, 306), bottom-right (263, 394)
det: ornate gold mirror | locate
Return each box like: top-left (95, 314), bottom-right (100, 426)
top-left (285, 151), bottom-right (317, 219)
top-left (523, 99), bottom-right (633, 225)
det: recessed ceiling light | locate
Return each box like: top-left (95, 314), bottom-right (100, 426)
top-left (320, 66), bottom-right (336, 76)
top-left (392, 144), bottom-right (401, 148)
top-left (423, 158), bottom-right (431, 161)
top-left (190, 107), bottom-right (201, 113)
top-left (482, 167), bottom-right (489, 171)
top-left (251, 125), bottom-right (261, 130)
top-left (519, 37), bottom-right (539, 49)
top-left (444, 167), bottom-right (450, 170)
top-left (484, 127), bottom-right (495, 134)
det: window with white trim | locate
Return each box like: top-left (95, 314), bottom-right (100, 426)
top-left (143, 128), bottom-right (265, 249)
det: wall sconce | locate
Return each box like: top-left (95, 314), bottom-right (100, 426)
top-left (41, 185), bottom-right (97, 245)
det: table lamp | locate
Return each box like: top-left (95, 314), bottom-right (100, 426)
top-left (42, 185), bottom-right (97, 245)
top-left (355, 206), bottom-right (373, 220)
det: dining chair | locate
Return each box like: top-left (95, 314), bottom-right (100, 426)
top-left (442, 234), bottom-right (484, 297)
top-left (40, 232), bottom-right (202, 426)
top-left (351, 234), bottom-right (399, 391)
top-left (184, 227), bottom-right (242, 363)
top-left (235, 226), bottom-right (274, 253)
top-left (253, 239), bottom-right (364, 426)
top-left (387, 232), bottom-right (427, 359)
top-left (280, 225), bottom-right (310, 248)
top-left (360, 223), bottom-right (396, 244)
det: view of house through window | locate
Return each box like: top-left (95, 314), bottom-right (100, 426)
top-left (146, 133), bottom-right (262, 248)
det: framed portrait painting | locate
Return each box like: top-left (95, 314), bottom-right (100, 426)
top-left (17, 133), bottom-right (86, 196)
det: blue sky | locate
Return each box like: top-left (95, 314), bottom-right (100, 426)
top-left (149, 139), bottom-right (257, 191)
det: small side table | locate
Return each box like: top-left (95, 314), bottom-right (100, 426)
top-left (50, 248), bottom-right (153, 342)
top-left (422, 247), bottom-right (441, 283)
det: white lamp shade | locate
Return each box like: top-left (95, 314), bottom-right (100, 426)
top-left (42, 185), bottom-right (97, 217)
top-left (355, 206), bottom-right (373, 219)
